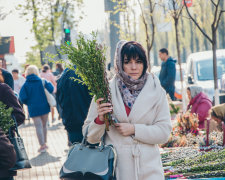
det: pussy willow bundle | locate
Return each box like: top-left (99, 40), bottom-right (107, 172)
top-left (61, 33), bottom-right (112, 130)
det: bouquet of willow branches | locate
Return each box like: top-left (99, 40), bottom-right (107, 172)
top-left (0, 101), bottom-right (14, 134)
top-left (61, 33), bottom-right (112, 130)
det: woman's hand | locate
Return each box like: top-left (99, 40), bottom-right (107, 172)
top-left (96, 98), bottom-right (113, 122)
top-left (114, 123), bottom-right (135, 136)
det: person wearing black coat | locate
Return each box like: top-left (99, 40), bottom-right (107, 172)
top-left (159, 48), bottom-right (176, 101)
top-left (56, 68), bottom-right (92, 144)
top-left (0, 68), bottom-right (14, 90)
top-left (0, 128), bottom-right (17, 180)
top-left (0, 82), bottom-right (25, 180)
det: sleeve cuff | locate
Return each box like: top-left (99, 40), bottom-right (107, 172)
top-left (94, 116), bottom-right (105, 125)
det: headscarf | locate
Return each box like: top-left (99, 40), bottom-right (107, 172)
top-left (188, 86), bottom-right (203, 99)
top-left (211, 103), bottom-right (225, 122)
top-left (114, 40), bottom-right (148, 109)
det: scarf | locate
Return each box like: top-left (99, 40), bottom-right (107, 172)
top-left (114, 40), bottom-right (148, 109)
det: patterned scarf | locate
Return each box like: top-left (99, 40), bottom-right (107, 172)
top-left (114, 40), bottom-right (148, 109)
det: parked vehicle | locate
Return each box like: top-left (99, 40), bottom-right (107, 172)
top-left (151, 64), bottom-right (186, 101)
top-left (186, 49), bottom-right (225, 102)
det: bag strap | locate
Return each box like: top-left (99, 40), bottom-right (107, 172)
top-left (9, 115), bottom-right (20, 138)
top-left (41, 79), bottom-right (46, 88)
top-left (81, 125), bottom-right (106, 151)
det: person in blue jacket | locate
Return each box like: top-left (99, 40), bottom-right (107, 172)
top-left (19, 65), bottom-right (54, 153)
top-left (56, 67), bottom-right (92, 145)
top-left (159, 48), bottom-right (176, 101)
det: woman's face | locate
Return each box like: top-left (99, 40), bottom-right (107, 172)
top-left (123, 56), bottom-right (144, 80)
top-left (187, 89), bottom-right (191, 101)
top-left (211, 116), bottom-right (222, 124)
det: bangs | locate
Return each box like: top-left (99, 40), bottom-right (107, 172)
top-left (121, 43), bottom-right (145, 63)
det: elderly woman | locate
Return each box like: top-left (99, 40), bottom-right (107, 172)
top-left (211, 103), bottom-right (225, 124)
top-left (83, 41), bottom-right (172, 180)
top-left (187, 86), bottom-right (212, 129)
top-left (20, 65), bottom-right (54, 153)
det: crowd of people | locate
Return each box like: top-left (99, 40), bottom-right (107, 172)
top-left (0, 41), bottom-right (224, 180)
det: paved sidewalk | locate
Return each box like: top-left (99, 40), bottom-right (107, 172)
top-left (15, 120), bottom-right (68, 180)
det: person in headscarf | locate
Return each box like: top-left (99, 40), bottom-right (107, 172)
top-left (187, 85), bottom-right (212, 129)
top-left (211, 103), bottom-right (225, 125)
top-left (83, 41), bottom-right (172, 180)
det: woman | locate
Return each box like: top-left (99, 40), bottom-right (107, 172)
top-left (54, 63), bottom-right (64, 77)
top-left (20, 65), bottom-right (54, 153)
top-left (40, 64), bottom-right (57, 123)
top-left (83, 41), bottom-right (172, 180)
top-left (211, 103), bottom-right (225, 124)
top-left (0, 73), bottom-right (25, 180)
top-left (187, 86), bottom-right (212, 129)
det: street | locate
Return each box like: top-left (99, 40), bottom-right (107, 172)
top-left (16, 120), bottom-right (68, 180)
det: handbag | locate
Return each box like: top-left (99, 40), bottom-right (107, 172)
top-left (42, 79), bottom-right (56, 107)
top-left (9, 116), bottom-right (32, 170)
top-left (60, 127), bottom-right (117, 180)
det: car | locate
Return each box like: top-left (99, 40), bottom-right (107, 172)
top-left (186, 49), bottom-right (225, 102)
top-left (151, 64), bottom-right (186, 101)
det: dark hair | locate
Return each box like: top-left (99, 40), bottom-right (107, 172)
top-left (121, 41), bottom-right (148, 76)
top-left (211, 110), bottom-right (218, 119)
top-left (12, 69), bottom-right (19, 73)
top-left (159, 48), bottom-right (169, 55)
top-left (56, 63), bottom-right (64, 73)
top-left (42, 64), bottom-right (50, 73)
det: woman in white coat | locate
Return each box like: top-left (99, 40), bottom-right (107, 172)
top-left (83, 41), bottom-right (172, 180)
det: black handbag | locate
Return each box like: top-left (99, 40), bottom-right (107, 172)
top-left (9, 116), bottom-right (32, 170)
top-left (60, 127), bottom-right (117, 180)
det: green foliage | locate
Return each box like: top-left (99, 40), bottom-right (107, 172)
top-left (0, 101), bottom-right (14, 134)
top-left (61, 32), bottom-right (112, 130)
top-left (170, 103), bottom-right (180, 115)
top-left (25, 50), bottom-right (42, 68)
top-left (17, 0), bottom-right (84, 64)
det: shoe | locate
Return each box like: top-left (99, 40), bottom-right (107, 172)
top-left (52, 118), bottom-right (56, 124)
top-left (38, 145), bottom-right (47, 153)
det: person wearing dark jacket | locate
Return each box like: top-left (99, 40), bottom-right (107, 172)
top-left (159, 48), bottom-right (176, 101)
top-left (0, 128), bottom-right (17, 180)
top-left (0, 83), bottom-right (25, 127)
top-left (20, 65), bottom-right (54, 153)
top-left (0, 81), bottom-right (25, 179)
top-left (56, 68), bottom-right (92, 144)
top-left (0, 68), bottom-right (14, 90)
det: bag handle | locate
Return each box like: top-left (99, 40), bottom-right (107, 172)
top-left (9, 115), bottom-right (20, 139)
top-left (81, 125), bottom-right (105, 151)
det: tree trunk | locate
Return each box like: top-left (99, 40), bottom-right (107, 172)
top-left (40, 50), bottom-right (44, 65)
top-left (212, 28), bottom-right (219, 105)
top-left (190, 22), bottom-right (194, 52)
top-left (175, 17), bottom-right (186, 111)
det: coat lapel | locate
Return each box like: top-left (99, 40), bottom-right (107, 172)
top-left (128, 74), bottom-right (159, 123)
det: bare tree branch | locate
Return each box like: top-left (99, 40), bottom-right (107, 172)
top-left (216, 10), bottom-right (225, 30)
top-left (210, 0), bottom-right (217, 7)
top-left (212, 0), bottom-right (220, 27)
top-left (148, 0), bottom-right (155, 51)
top-left (184, 1), bottom-right (212, 43)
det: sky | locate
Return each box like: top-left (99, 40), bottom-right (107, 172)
top-left (0, 0), bottom-right (105, 63)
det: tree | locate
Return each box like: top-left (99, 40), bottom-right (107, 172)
top-left (168, 0), bottom-right (186, 110)
top-left (185, 0), bottom-right (225, 105)
top-left (17, 0), bottom-right (83, 65)
top-left (137, 0), bottom-right (156, 70)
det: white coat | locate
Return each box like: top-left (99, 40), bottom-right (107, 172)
top-left (83, 74), bottom-right (172, 180)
